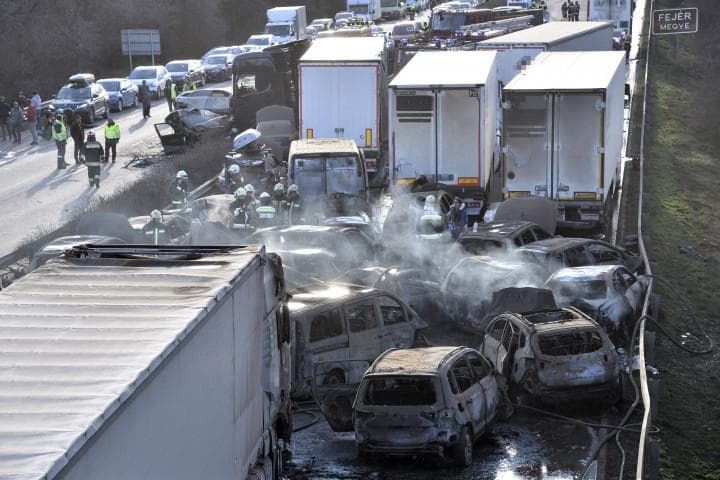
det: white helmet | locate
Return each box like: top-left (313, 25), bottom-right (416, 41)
top-left (259, 192), bottom-right (271, 200)
top-left (150, 209), bottom-right (162, 220)
top-left (273, 182), bottom-right (284, 192)
top-left (234, 187), bottom-right (247, 199)
top-left (228, 164), bottom-right (240, 175)
top-left (244, 184), bottom-right (255, 194)
top-left (176, 170), bottom-right (188, 179)
top-left (232, 128), bottom-right (262, 151)
top-left (288, 184), bottom-right (299, 193)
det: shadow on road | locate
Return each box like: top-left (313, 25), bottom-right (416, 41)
top-left (25, 169), bottom-right (65, 197)
top-left (128, 117), bottom-right (150, 134)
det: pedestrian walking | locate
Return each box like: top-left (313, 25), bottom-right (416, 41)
top-left (103, 118), bottom-right (120, 163)
top-left (26, 103), bottom-right (38, 145)
top-left (139, 80), bottom-right (152, 118)
top-left (0, 97), bottom-right (11, 142)
top-left (8, 101), bottom-right (23, 144)
top-left (51, 114), bottom-right (69, 169)
top-left (164, 80), bottom-right (175, 112)
top-left (69, 114), bottom-right (85, 164)
top-left (31, 91), bottom-right (42, 111)
top-left (81, 131), bottom-right (103, 188)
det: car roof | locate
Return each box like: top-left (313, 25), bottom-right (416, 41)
top-left (450, 255), bottom-right (524, 274)
top-left (97, 78), bottom-right (128, 82)
top-left (287, 282), bottom-right (381, 312)
top-left (548, 265), bottom-right (620, 282)
top-left (505, 307), bottom-right (600, 332)
top-left (459, 221), bottom-right (540, 240)
top-left (166, 59), bottom-right (198, 64)
top-left (519, 237), bottom-right (597, 253)
top-left (367, 347), bottom-right (469, 375)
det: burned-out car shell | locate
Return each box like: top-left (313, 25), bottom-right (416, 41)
top-left (457, 221), bottom-right (553, 255)
top-left (353, 347), bottom-right (501, 466)
top-left (518, 237), bottom-right (643, 275)
top-left (480, 307), bottom-right (619, 400)
top-left (288, 283), bottom-right (427, 398)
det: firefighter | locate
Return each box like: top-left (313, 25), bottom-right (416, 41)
top-left (255, 192), bottom-right (277, 228)
top-left (51, 113), bottom-right (68, 169)
top-left (417, 195), bottom-right (448, 241)
top-left (447, 196), bottom-right (467, 240)
top-left (142, 209), bottom-right (170, 245)
top-left (271, 182), bottom-right (286, 212)
top-left (82, 131), bottom-right (103, 188)
top-left (244, 183), bottom-right (259, 206)
top-left (285, 184), bottom-right (304, 225)
top-left (172, 170), bottom-right (189, 209)
top-left (561, 1), bottom-right (568, 20)
top-left (226, 164), bottom-right (242, 193)
top-left (624, 34), bottom-right (632, 61)
top-left (229, 187), bottom-right (257, 236)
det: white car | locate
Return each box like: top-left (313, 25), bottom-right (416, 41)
top-left (244, 34), bottom-right (276, 52)
top-left (175, 88), bottom-right (231, 114)
top-left (128, 66), bottom-right (171, 99)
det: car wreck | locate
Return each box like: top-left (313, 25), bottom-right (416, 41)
top-left (154, 108), bottom-right (231, 153)
top-left (353, 347), bottom-right (510, 466)
top-left (480, 307), bottom-right (620, 402)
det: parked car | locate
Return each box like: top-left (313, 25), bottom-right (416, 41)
top-left (519, 238), bottom-right (643, 275)
top-left (244, 34), bottom-right (276, 52)
top-left (128, 66), bottom-right (171, 99)
top-left (50, 74), bottom-right (110, 124)
top-left (480, 307), bottom-right (620, 402)
top-left (334, 11), bottom-right (354, 22)
top-left (391, 21), bottom-right (421, 42)
top-left (175, 88), bottom-right (231, 114)
top-left (202, 55), bottom-right (233, 82)
top-left (457, 221), bottom-right (553, 255)
top-left (97, 78), bottom-right (138, 112)
top-left (165, 59), bottom-right (206, 88)
top-left (288, 283), bottom-right (427, 398)
top-left (353, 346), bottom-right (508, 466)
top-left (310, 18), bottom-right (334, 30)
top-left (545, 265), bottom-right (649, 345)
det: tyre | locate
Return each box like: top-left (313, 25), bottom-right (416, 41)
top-left (322, 369), bottom-right (345, 385)
top-left (117, 99), bottom-right (123, 112)
top-left (103, 102), bottom-right (109, 119)
top-left (88, 108), bottom-right (95, 125)
top-left (156, 88), bottom-right (162, 100)
top-left (451, 426), bottom-right (473, 467)
top-left (132, 95), bottom-right (138, 107)
top-left (201, 74), bottom-right (206, 86)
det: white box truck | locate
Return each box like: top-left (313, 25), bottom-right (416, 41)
top-left (588, 0), bottom-right (633, 32)
top-left (388, 50), bottom-right (498, 221)
top-left (0, 245), bottom-right (292, 480)
top-left (502, 51), bottom-right (626, 230)
top-left (381, 0), bottom-right (404, 20)
top-left (299, 37), bottom-right (387, 184)
top-left (265, 6), bottom-right (308, 44)
top-left (347, 0), bottom-right (382, 22)
top-left (477, 21), bottom-right (614, 85)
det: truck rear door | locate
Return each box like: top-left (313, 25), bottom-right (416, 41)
top-left (438, 88), bottom-right (482, 186)
top-left (393, 93), bottom-right (434, 183)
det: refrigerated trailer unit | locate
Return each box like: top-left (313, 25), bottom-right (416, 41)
top-left (588, 0), bottom-right (633, 32)
top-left (299, 37), bottom-right (387, 180)
top-left (477, 21), bottom-right (614, 85)
top-left (0, 245), bottom-right (291, 480)
top-left (389, 50), bottom-right (498, 220)
top-left (502, 51), bottom-right (626, 230)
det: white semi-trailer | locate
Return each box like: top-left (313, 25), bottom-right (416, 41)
top-left (299, 37), bottom-right (387, 183)
top-left (265, 6), bottom-right (308, 44)
top-left (0, 245), bottom-right (292, 480)
top-left (588, 0), bottom-right (633, 32)
top-left (388, 50), bottom-right (498, 221)
top-left (502, 51), bottom-right (626, 230)
top-left (347, 0), bottom-right (382, 22)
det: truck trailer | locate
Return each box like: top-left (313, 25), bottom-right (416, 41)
top-left (501, 51), bottom-right (626, 230)
top-left (388, 50), bottom-right (498, 221)
top-left (265, 6), bottom-right (308, 44)
top-left (347, 0), bottom-right (382, 22)
top-left (299, 37), bottom-right (387, 184)
top-left (588, 0), bottom-right (633, 32)
top-left (0, 245), bottom-right (291, 480)
top-left (381, 0), bottom-right (404, 20)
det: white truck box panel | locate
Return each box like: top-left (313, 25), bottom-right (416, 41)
top-left (503, 94), bottom-right (549, 194)
top-left (439, 89), bottom-right (481, 184)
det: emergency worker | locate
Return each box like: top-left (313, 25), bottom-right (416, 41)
top-left (417, 195), bottom-right (448, 241)
top-left (142, 209), bottom-right (170, 244)
top-left (561, 1), bottom-right (568, 19)
top-left (255, 192), bottom-right (277, 228)
top-left (244, 183), bottom-right (259, 206)
top-left (52, 114), bottom-right (69, 169)
top-left (104, 118), bottom-right (120, 163)
top-left (172, 170), bottom-right (189, 209)
top-left (272, 182), bottom-right (286, 212)
top-left (81, 131), bottom-right (104, 188)
top-left (447, 196), bottom-right (467, 239)
top-left (285, 184), bottom-right (304, 225)
top-left (229, 187), bottom-right (257, 235)
top-left (226, 164), bottom-right (242, 193)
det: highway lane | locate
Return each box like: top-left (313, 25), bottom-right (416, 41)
top-left (0, 80), bottom-right (232, 259)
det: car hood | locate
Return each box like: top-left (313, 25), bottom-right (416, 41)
top-left (52, 100), bottom-right (88, 108)
top-left (169, 72), bottom-right (187, 80)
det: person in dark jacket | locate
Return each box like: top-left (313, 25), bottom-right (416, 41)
top-left (139, 80), bottom-right (152, 118)
top-left (69, 113), bottom-right (84, 164)
top-left (142, 210), bottom-right (171, 244)
top-left (8, 101), bottom-right (23, 144)
top-left (0, 97), bottom-right (10, 141)
top-left (81, 131), bottom-right (104, 188)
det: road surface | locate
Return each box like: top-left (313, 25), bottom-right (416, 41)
top-left (0, 80), bottom-right (231, 259)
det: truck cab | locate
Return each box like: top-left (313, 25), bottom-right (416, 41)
top-left (289, 138), bottom-right (369, 204)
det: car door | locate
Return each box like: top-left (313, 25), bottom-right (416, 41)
top-left (376, 294), bottom-right (415, 350)
top-left (480, 318), bottom-right (506, 371)
top-left (497, 320), bottom-right (519, 379)
top-left (448, 355), bottom-right (486, 434)
top-left (303, 308), bottom-right (349, 386)
top-left (467, 352), bottom-right (498, 426)
top-left (343, 298), bottom-right (382, 362)
top-left (91, 84), bottom-right (104, 114)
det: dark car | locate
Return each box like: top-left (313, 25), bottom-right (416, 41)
top-left (50, 74), bottom-right (110, 124)
top-left (203, 54), bottom-right (233, 82)
top-left (457, 221), bottom-right (553, 255)
top-left (97, 78), bottom-right (138, 112)
top-left (165, 59), bottom-right (206, 89)
top-left (518, 237), bottom-right (643, 275)
top-left (154, 108), bottom-right (231, 153)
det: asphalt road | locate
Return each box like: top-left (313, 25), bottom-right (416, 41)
top-left (0, 80), bottom-right (231, 259)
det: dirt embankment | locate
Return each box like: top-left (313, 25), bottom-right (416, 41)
top-left (644, 0), bottom-right (720, 477)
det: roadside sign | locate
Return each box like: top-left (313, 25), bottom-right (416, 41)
top-left (652, 8), bottom-right (698, 35)
top-left (121, 29), bottom-right (161, 68)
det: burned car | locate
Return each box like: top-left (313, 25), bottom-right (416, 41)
top-left (353, 347), bottom-right (508, 466)
top-left (154, 108), bottom-right (231, 153)
top-left (480, 307), bottom-right (620, 402)
top-left (518, 237), bottom-right (643, 275)
top-left (457, 221), bottom-right (553, 256)
top-left (288, 283), bottom-right (427, 399)
top-left (545, 265), bottom-right (649, 345)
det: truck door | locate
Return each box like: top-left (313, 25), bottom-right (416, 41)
top-left (393, 93), bottom-right (434, 183)
top-left (503, 92), bottom-right (551, 198)
top-left (553, 93), bottom-right (604, 200)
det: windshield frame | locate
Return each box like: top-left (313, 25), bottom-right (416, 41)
top-left (56, 86), bottom-right (91, 100)
top-left (292, 155), bottom-right (363, 197)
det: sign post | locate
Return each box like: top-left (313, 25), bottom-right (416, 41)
top-left (121, 29), bottom-right (161, 71)
top-left (652, 7), bottom-right (698, 35)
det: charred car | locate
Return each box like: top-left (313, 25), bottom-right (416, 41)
top-left (288, 283), bottom-right (427, 399)
top-left (518, 237), bottom-right (643, 275)
top-left (353, 346), bottom-right (508, 466)
top-left (457, 221), bottom-right (553, 256)
top-left (545, 265), bottom-right (649, 345)
top-left (480, 307), bottom-right (620, 402)
top-left (154, 108), bottom-right (231, 153)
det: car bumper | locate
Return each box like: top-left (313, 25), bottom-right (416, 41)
top-left (206, 72), bottom-right (225, 81)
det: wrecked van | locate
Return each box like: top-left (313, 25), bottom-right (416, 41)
top-left (288, 283), bottom-right (427, 398)
top-left (353, 347), bottom-right (507, 466)
top-left (480, 307), bottom-right (620, 402)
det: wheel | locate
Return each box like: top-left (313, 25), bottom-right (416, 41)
top-left (451, 426), bottom-right (473, 467)
top-left (117, 99), bottom-right (123, 112)
top-left (322, 369), bottom-right (345, 385)
top-left (88, 108), bottom-right (95, 125)
top-left (201, 74), bottom-right (206, 86)
top-left (132, 95), bottom-right (138, 107)
top-left (156, 88), bottom-right (162, 99)
top-left (103, 102), bottom-right (109, 119)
